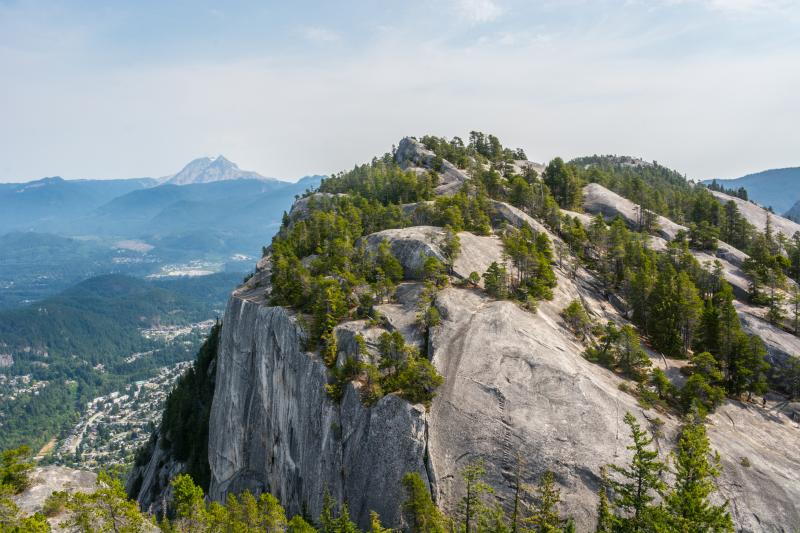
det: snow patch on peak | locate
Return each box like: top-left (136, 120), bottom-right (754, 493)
top-left (160, 156), bottom-right (274, 186)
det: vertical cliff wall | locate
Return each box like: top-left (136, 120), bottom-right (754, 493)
top-left (207, 295), bottom-right (431, 527)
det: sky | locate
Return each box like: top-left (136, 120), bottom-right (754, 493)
top-left (1, 0), bottom-right (798, 183)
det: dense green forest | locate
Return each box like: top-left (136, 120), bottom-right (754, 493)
top-left (0, 272), bottom-right (240, 451)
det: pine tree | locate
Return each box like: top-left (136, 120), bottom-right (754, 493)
top-left (483, 262), bottom-right (509, 299)
top-left (663, 422), bottom-right (734, 532)
top-left (402, 472), bottom-right (446, 533)
top-left (528, 471), bottom-right (565, 533)
top-left (607, 412), bottom-right (667, 531)
top-left (595, 467), bottom-right (617, 533)
top-left (458, 460), bottom-right (494, 533)
top-left (616, 325), bottom-right (651, 380)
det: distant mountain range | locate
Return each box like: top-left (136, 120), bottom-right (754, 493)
top-left (0, 157), bottom-right (323, 306)
top-left (702, 167), bottom-right (800, 216)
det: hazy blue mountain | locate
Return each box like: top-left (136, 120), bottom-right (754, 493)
top-left (702, 167), bottom-right (800, 214)
top-left (784, 200), bottom-right (800, 223)
top-left (160, 155), bottom-right (275, 185)
top-left (0, 176), bottom-right (155, 232)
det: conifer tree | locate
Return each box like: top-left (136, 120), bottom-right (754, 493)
top-left (458, 460), bottom-right (493, 533)
top-left (663, 422), bottom-right (734, 532)
top-left (607, 413), bottom-right (667, 531)
top-left (528, 471), bottom-right (566, 533)
top-left (402, 472), bottom-right (447, 533)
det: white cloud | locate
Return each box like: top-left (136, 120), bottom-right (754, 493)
top-left (300, 26), bottom-right (341, 44)
top-left (454, 0), bottom-right (503, 23)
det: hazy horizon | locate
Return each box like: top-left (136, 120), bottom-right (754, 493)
top-left (2, 0), bottom-right (798, 183)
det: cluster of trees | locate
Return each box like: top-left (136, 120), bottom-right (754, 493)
top-left (419, 132), bottom-right (527, 172)
top-left (488, 223), bottom-right (557, 306)
top-left (551, 209), bottom-right (771, 413)
top-left (415, 187), bottom-right (493, 236)
top-left (706, 179), bottom-right (749, 201)
top-left (319, 154), bottom-right (437, 205)
top-left (325, 331), bottom-right (443, 407)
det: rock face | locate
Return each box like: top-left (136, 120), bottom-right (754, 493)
top-left (583, 182), bottom-right (685, 240)
top-left (200, 222), bottom-right (800, 532)
top-left (710, 190), bottom-right (800, 239)
top-left (395, 137), bottom-right (470, 196)
top-left (12, 466), bottom-right (96, 531)
top-left (364, 226), bottom-right (503, 282)
top-left (206, 294), bottom-right (430, 528)
top-left (127, 432), bottom-right (186, 515)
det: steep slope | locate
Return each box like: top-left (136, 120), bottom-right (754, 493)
top-left (708, 189), bottom-right (800, 239)
top-left (703, 167), bottom-right (800, 214)
top-left (582, 182), bottom-right (800, 384)
top-left (132, 137), bottom-right (800, 532)
top-left (198, 221), bottom-right (799, 531)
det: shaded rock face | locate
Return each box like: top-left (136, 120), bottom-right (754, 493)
top-left (127, 433), bottom-right (185, 515)
top-left (207, 295), bottom-right (431, 528)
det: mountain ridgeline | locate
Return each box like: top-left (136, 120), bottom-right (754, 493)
top-left (0, 157), bottom-right (322, 308)
top-left (130, 133), bottom-right (800, 532)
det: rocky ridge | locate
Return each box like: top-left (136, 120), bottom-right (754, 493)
top-left (132, 139), bottom-right (800, 532)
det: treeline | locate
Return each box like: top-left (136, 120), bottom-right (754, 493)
top-left (705, 179), bottom-right (749, 201)
top-left (1, 409), bottom-right (734, 532)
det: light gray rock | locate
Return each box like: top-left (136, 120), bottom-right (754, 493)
top-left (364, 226), bottom-right (447, 279)
top-left (426, 287), bottom-right (800, 532)
top-left (13, 466), bottom-right (96, 515)
top-left (13, 466), bottom-right (96, 531)
top-left (202, 270), bottom-right (800, 532)
top-left (364, 226), bottom-right (504, 282)
top-left (395, 137), bottom-right (470, 196)
top-left (288, 193), bottom-right (347, 221)
top-left (736, 301), bottom-right (800, 384)
top-left (710, 190), bottom-right (800, 239)
top-left (583, 183), bottom-right (686, 240)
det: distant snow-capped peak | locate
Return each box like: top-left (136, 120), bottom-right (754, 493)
top-left (160, 155), bottom-right (274, 185)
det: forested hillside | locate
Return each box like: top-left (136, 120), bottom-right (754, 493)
top-left (0, 272), bottom-right (239, 450)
